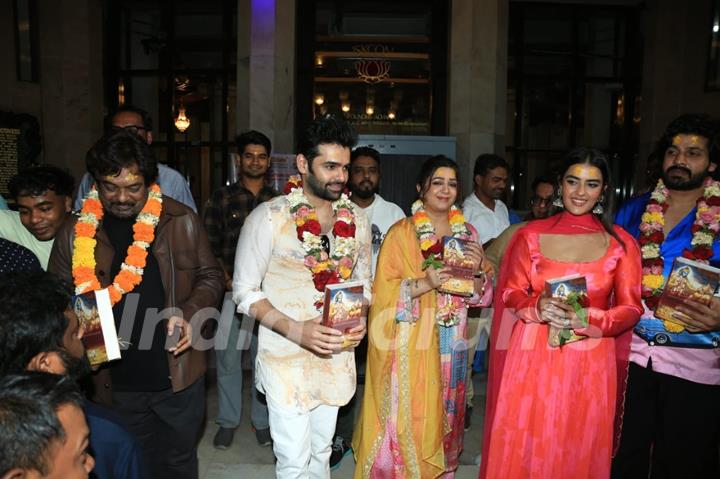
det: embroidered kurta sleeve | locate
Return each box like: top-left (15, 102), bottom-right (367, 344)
top-left (577, 233), bottom-right (643, 337)
top-left (500, 232), bottom-right (542, 323)
top-left (233, 203), bottom-right (273, 316)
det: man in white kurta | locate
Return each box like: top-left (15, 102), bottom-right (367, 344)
top-left (233, 117), bottom-right (371, 479)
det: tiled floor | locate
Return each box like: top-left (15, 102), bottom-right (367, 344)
top-left (198, 367), bottom-right (486, 478)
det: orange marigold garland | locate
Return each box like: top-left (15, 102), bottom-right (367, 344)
top-left (72, 184), bottom-right (162, 305)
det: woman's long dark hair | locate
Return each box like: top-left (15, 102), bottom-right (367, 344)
top-left (557, 147), bottom-right (626, 249)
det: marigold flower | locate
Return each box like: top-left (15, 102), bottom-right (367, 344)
top-left (642, 274), bottom-right (664, 290)
top-left (663, 320), bottom-right (685, 333)
top-left (143, 198), bottom-right (162, 216)
top-left (83, 199), bottom-right (104, 218)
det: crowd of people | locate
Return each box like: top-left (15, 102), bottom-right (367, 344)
top-left (0, 108), bottom-right (719, 479)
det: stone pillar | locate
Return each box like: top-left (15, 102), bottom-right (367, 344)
top-left (37, 0), bottom-right (103, 178)
top-left (448, 0), bottom-right (508, 192)
top-left (0, 0), bottom-right (102, 179)
top-left (237, 0), bottom-right (296, 153)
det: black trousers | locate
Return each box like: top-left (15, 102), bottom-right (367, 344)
top-left (112, 378), bottom-right (206, 479)
top-left (611, 362), bottom-right (720, 479)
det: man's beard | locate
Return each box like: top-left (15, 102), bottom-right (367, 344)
top-left (662, 165), bottom-right (709, 191)
top-left (58, 349), bottom-right (92, 382)
top-left (350, 180), bottom-right (377, 200)
top-left (305, 171), bottom-right (345, 201)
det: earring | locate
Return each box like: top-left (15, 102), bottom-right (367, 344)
top-left (552, 187), bottom-right (564, 208)
top-left (592, 195), bottom-right (605, 215)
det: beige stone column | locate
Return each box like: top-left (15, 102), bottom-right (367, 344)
top-left (237, 0), bottom-right (296, 153)
top-left (37, 0), bottom-right (103, 178)
top-left (448, 0), bottom-right (508, 192)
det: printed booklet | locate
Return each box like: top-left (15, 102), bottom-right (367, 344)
top-left (322, 280), bottom-right (365, 333)
top-left (655, 257), bottom-right (720, 327)
top-left (545, 274), bottom-right (589, 347)
top-left (72, 288), bottom-right (121, 366)
top-left (438, 236), bottom-right (475, 297)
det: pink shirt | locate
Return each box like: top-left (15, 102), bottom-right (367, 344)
top-left (630, 307), bottom-right (720, 385)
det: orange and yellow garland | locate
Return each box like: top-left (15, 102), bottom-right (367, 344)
top-left (72, 184), bottom-right (163, 305)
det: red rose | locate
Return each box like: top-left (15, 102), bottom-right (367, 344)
top-left (325, 273), bottom-right (341, 286)
top-left (645, 257), bottom-right (663, 268)
top-left (426, 241), bottom-right (443, 255)
top-left (644, 295), bottom-right (660, 311)
top-left (707, 196), bottom-right (720, 207)
top-left (691, 224), bottom-right (703, 234)
top-left (647, 199), bottom-right (660, 206)
top-left (312, 270), bottom-right (335, 291)
top-left (283, 183), bottom-right (294, 195)
top-left (296, 219), bottom-right (322, 241)
top-left (333, 221), bottom-right (356, 237)
top-left (693, 246), bottom-right (713, 260)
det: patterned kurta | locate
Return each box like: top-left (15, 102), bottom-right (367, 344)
top-left (234, 194), bottom-right (372, 411)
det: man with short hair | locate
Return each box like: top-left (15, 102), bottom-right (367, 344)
top-left (0, 270), bottom-right (148, 478)
top-left (75, 105), bottom-right (197, 212)
top-left (233, 117), bottom-right (371, 478)
top-left (462, 154), bottom-right (511, 247)
top-left (0, 165), bottom-right (74, 268)
top-left (0, 372), bottom-right (95, 479)
top-left (526, 175), bottom-right (555, 221)
top-left (348, 146), bottom-right (405, 276)
top-left (327, 145), bottom-right (404, 468)
top-left (49, 129), bottom-right (224, 479)
top-left (205, 130), bottom-right (277, 449)
top-left (460, 154), bottom-right (511, 430)
top-left (613, 114), bottom-right (720, 478)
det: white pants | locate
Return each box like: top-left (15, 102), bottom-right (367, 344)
top-left (266, 395), bottom-right (339, 479)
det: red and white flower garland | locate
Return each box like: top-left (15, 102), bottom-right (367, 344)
top-left (640, 177), bottom-right (720, 331)
top-left (284, 175), bottom-right (357, 310)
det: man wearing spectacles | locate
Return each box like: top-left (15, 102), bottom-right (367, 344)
top-left (74, 105), bottom-right (197, 212)
top-left (526, 176), bottom-right (555, 221)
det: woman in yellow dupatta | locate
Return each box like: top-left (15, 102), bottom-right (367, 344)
top-left (353, 156), bottom-right (492, 478)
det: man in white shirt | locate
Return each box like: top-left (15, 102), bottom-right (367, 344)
top-left (461, 154), bottom-right (511, 431)
top-left (348, 147), bottom-right (406, 275)
top-left (233, 117), bottom-right (371, 478)
top-left (462, 154), bottom-right (511, 247)
top-left (326, 146), bottom-right (405, 469)
top-left (1, 166), bottom-right (75, 269)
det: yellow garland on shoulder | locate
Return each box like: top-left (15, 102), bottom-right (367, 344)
top-left (71, 184), bottom-right (162, 305)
